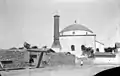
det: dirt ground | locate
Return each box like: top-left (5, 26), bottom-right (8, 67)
top-left (1, 64), bottom-right (119, 76)
top-left (0, 56), bottom-right (119, 76)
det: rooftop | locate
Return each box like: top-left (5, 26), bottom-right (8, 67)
top-left (60, 23), bottom-right (93, 34)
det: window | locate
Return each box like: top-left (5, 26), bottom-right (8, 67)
top-left (71, 45), bottom-right (75, 51)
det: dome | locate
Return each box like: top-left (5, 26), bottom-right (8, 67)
top-left (60, 23), bottom-right (93, 33)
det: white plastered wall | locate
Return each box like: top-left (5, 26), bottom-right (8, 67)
top-left (60, 31), bottom-right (94, 58)
top-left (96, 43), bottom-right (104, 52)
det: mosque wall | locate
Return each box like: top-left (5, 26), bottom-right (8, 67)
top-left (60, 35), bottom-right (94, 57)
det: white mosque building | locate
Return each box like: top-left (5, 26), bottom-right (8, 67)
top-left (59, 21), bottom-right (96, 58)
top-left (51, 14), bottom-right (120, 65)
top-left (51, 14), bottom-right (96, 58)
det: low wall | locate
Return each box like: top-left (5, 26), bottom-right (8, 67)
top-left (41, 53), bottom-right (75, 67)
top-left (0, 50), bottom-right (29, 70)
top-left (93, 57), bottom-right (120, 65)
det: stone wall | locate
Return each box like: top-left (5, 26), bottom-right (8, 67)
top-left (0, 50), bottom-right (29, 70)
top-left (41, 53), bottom-right (75, 67)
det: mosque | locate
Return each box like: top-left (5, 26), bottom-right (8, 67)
top-left (51, 14), bottom-right (99, 57)
top-left (51, 14), bottom-right (120, 65)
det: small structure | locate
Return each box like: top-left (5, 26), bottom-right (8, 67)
top-left (93, 42), bottom-right (120, 65)
top-left (27, 48), bottom-right (48, 68)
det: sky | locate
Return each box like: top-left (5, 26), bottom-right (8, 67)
top-left (0, 0), bottom-right (120, 49)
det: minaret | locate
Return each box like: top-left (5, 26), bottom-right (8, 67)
top-left (51, 14), bottom-right (62, 51)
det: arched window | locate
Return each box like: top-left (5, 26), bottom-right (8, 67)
top-left (96, 48), bottom-right (99, 52)
top-left (71, 45), bottom-right (75, 51)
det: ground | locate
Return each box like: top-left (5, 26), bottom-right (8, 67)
top-left (0, 56), bottom-right (119, 76)
top-left (1, 64), bottom-right (119, 76)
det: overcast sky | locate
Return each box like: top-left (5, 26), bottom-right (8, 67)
top-left (0, 0), bottom-right (120, 48)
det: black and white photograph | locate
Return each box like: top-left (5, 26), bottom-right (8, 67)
top-left (0, 0), bottom-right (120, 76)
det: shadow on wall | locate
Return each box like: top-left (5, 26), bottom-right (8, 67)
top-left (94, 66), bottom-right (120, 76)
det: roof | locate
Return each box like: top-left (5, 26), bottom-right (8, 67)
top-left (60, 23), bottom-right (93, 33)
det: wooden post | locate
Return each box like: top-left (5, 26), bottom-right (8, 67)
top-left (36, 52), bottom-right (44, 68)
